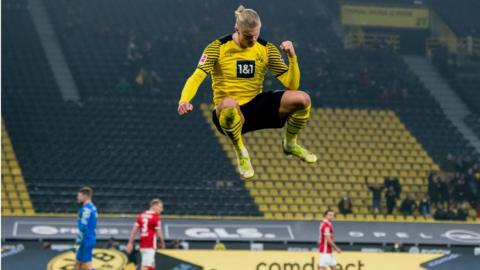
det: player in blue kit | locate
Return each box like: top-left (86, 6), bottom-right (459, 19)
top-left (75, 186), bottom-right (98, 270)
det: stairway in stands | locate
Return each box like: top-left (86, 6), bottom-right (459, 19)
top-left (403, 56), bottom-right (480, 153)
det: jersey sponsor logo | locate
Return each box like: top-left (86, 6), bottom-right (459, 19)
top-left (236, 60), bottom-right (256, 78)
top-left (198, 54), bottom-right (208, 65)
top-left (47, 249), bottom-right (127, 270)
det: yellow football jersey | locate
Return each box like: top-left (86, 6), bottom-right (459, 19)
top-left (180, 34), bottom-right (300, 106)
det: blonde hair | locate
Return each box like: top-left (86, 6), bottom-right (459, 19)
top-left (235, 5), bottom-right (261, 29)
top-left (150, 198), bottom-right (163, 207)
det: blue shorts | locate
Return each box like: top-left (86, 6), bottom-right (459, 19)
top-left (76, 244), bottom-right (94, 263)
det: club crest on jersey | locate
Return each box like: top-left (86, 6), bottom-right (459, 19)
top-left (256, 53), bottom-right (265, 63)
top-left (199, 54), bottom-right (208, 65)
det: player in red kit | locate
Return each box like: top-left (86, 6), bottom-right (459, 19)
top-left (318, 210), bottom-right (341, 270)
top-left (127, 199), bottom-right (166, 270)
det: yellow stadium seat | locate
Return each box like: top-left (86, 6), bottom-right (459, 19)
top-left (9, 191), bottom-right (20, 199)
top-left (255, 197), bottom-right (264, 204)
top-left (264, 212), bottom-right (274, 219)
top-left (259, 204), bottom-right (269, 212)
top-left (305, 197), bottom-right (314, 204)
top-left (269, 189), bottom-right (279, 196)
top-left (304, 213), bottom-right (314, 220)
top-left (259, 189), bottom-right (269, 196)
top-left (279, 204), bottom-right (289, 212)
top-left (300, 205), bottom-right (310, 213)
top-left (284, 197), bottom-right (294, 204)
top-left (270, 205), bottom-right (279, 212)
top-left (2, 200), bottom-right (10, 207)
top-left (10, 200), bottom-right (22, 208)
top-left (293, 213), bottom-right (304, 219)
top-left (405, 216), bottom-right (416, 222)
top-left (294, 197), bottom-right (305, 204)
top-left (2, 175), bottom-right (13, 183)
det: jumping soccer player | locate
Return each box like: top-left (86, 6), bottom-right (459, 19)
top-left (178, 5), bottom-right (317, 179)
top-left (75, 187), bottom-right (97, 270)
top-left (318, 210), bottom-right (341, 270)
top-left (127, 199), bottom-right (165, 270)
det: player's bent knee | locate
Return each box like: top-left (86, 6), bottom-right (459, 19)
top-left (218, 98), bottom-right (238, 110)
top-left (298, 91), bottom-right (311, 108)
top-left (285, 90), bottom-right (310, 110)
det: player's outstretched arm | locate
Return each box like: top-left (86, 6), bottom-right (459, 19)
top-left (126, 223), bottom-right (139, 254)
top-left (268, 41), bottom-right (300, 90)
